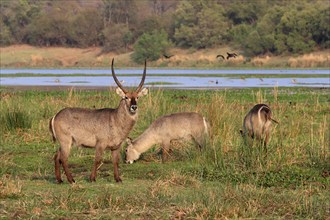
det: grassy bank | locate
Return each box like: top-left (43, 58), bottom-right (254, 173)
top-left (1, 45), bottom-right (330, 68)
top-left (0, 87), bottom-right (329, 219)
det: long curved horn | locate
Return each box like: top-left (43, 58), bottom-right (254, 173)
top-left (111, 58), bottom-right (128, 93)
top-left (135, 60), bottom-right (147, 93)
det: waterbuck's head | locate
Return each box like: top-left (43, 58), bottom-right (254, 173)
top-left (125, 137), bottom-right (140, 164)
top-left (112, 58), bottom-right (148, 115)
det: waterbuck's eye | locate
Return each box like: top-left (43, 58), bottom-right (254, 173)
top-left (125, 96), bottom-right (129, 99)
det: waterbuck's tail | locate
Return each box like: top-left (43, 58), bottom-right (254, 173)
top-left (258, 105), bottom-right (269, 122)
top-left (258, 105), bottom-right (279, 124)
top-left (49, 116), bottom-right (57, 142)
top-left (203, 116), bottom-right (211, 139)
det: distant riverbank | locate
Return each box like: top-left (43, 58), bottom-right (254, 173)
top-left (1, 45), bottom-right (329, 69)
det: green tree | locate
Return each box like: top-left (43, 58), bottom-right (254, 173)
top-left (226, 1), bottom-right (267, 25)
top-left (228, 24), bottom-right (253, 47)
top-left (244, 31), bottom-right (264, 56)
top-left (174, 0), bottom-right (228, 48)
top-left (310, 5), bottom-right (330, 49)
top-left (102, 24), bottom-right (132, 52)
top-left (0, 0), bottom-right (41, 44)
top-left (134, 16), bottom-right (162, 39)
top-left (69, 9), bottom-right (103, 47)
top-left (275, 5), bottom-right (316, 54)
top-left (102, 0), bottom-right (137, 27)
top-left (253, 6), bottom-right (285, 54)
top-left (26, 11), bottom-right (71, 46)
top-left (0, 20), bottom-right (13, 45)
top-left (131, 30), bottom-right (171, 63)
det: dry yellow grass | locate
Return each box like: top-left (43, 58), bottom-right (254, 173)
top-left (288, 52), bottom-right (330, 68)
top-left (0, 45), bottom-right (115, 67)
top-left (0, 175), bottom-right (22, 198)
top-left (251, 55), bottom-right (271, 66)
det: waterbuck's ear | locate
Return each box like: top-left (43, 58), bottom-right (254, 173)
top-left (138, 88), bottom-right (148, 97)
top-left (116, 87), bottom-right (126, 98)
top-left (239, 129), bottom-right (244, 136)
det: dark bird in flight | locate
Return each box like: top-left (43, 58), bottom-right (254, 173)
top-left (163, 54), bottom-right (174, 59)
top-left (216, 54), bottom-right (225, 60)
top-left (226, 52), bottom-right (238, 59)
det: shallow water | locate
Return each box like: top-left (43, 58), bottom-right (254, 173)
top-left (1, 75), bottom-right (329, 88)
top-left (0, 69), bottom-right (329, 88)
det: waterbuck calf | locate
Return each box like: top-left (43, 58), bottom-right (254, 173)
top-left (125, 112), bottom-right (210, 164)
top-left (49, 58), bottom-right (148, 184)
top-left (240, 104), bottom-right (278, 147)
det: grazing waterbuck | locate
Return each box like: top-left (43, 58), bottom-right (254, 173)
top-left (240, 104), bottom-right (278, 147)
top-left (125, 112), bottom-right (210, 164)
top-left (49, 58), bottom-right (148, 183)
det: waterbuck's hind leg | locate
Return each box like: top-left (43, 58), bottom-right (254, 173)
top-left (111, 148), bottom-right (122, 183)
top-left (55, 149), bottom-right (75, 184)
top-left (54, 150), bottom-right (63, 183)
top-left (58, 144), bottom-right (75, 184)
top-left (62, 163), bottom-right (74, 183)
top-left (90, 146), bottom-right (105, 182)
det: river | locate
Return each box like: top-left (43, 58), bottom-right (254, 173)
top-left (1, 68), bottom-right (329, 88)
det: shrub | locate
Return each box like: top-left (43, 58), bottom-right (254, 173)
top-left (1, 109), bottom-right (32, 132)
top-left (131, 30), bottom-right (172, 64)
top-left (102, 24), bottom-right (132, 53)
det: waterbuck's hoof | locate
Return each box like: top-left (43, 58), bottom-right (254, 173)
top-left (68, 179), bottom-right (75, 184)
top-left (56, 179), bottom-right (63, 184)
top-left (90, 177), bottom-right (96, 182)
top-left (115, 178), bottom-right (122, 183)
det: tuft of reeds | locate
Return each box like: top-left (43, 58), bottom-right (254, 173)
top-left (1, 109), bottom-right (32, 132)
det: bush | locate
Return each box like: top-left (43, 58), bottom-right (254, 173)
top-left (1, 109), bottom-right (32, 132)
top-left (0, 21), bottom-right (14, 46)
top-left (102, 24), bottom-right (132, 53)
top-left (131, 30), bottom-right (172, 64)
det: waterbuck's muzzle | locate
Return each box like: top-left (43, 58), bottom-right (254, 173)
top-left (129, 97), bottom-right (138, 113)
top-left (130, 105), bottom-right (137, 113)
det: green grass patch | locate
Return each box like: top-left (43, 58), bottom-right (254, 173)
top-left (0, 87), bottom-right (329, 219)
top-left (146, 81), bottom-right (181, 86)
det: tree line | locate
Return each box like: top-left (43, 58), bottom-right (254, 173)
top-left (1, 0), bottom-right (329, 63)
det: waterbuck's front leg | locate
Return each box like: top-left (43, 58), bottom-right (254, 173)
top-left (161, 141), bottom-right (171, 163)
top-left (111, 147), bottom-right (122, 182)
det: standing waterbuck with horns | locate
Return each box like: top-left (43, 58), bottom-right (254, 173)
top-left (125, 112), bottom-right (210, 164)
top-left (240, 104), bottom-right (278, 147)
top-left (49, 58), bottom-right (148, 183)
